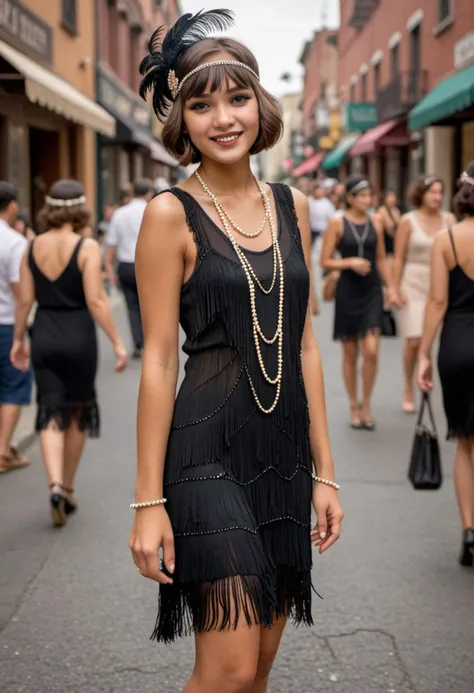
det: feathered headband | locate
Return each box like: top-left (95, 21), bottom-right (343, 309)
top-left (139, 9), bottom-right (259, 121)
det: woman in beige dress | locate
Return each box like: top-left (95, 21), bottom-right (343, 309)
top-left (393, 176), bottom-right (456, 412)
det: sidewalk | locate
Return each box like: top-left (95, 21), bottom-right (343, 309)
top-left (12, 290), bottom-right (124, 453)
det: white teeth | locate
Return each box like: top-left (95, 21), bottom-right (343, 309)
top-left (215, 134), bottom-right (239, 142)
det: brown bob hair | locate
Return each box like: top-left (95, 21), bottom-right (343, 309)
top-left (408, 175), bottom-right (444, 208)
top-left (454, 160), bottom-right (474, 218)
top-left (162, 38), bottom-right (283, 166)
top-left (38, 179), bottom-right (91, 233)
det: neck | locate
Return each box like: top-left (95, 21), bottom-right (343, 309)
top-left (348, 209), bottom-right (367, 222)
top-left (197, 156), bottom-right (256, 196)
top-left (420, 206), bottom-right (440, 217)
top-left (0, 213), bottom-right (11, 226)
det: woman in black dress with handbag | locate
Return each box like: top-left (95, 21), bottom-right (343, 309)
top-left (418, 161), bottom-right (474, 567)
top-left (321, 175), bottom-right (395, 429)
top-left (11, 180), bottom-right (128, 526)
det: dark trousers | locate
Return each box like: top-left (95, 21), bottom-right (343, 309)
top-left (118, 262), bottom-right (143, 349)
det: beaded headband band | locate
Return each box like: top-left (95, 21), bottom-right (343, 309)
top-left (423, 175), bottom-right (440, 188)
top-left (347, 180), bottom-right (371, 195)
top-left (168, 60), bottom-right (260, 100)
top-left (45, 195), bottom-right (86, 207)
top-left (460, 171), bottom-right (474, 187)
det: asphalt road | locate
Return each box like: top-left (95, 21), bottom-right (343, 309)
top-left (1, 302), bottom-right (473, 693)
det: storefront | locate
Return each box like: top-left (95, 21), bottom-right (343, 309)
top-left (409, 33), bottom-right (474, 206)
top-left (0, 2), bottom-right (115, 223)
top-left (96, 63), bottom-right (177, 208)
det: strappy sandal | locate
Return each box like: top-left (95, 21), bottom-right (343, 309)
top-left (0, 451), bottom-right (30, 473)
top-left (61, 484), bottom-right (77, 516)
top-left (49, 482), bottom-right (67, 527)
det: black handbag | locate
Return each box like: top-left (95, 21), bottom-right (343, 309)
top-left (381, 309), bottom-right (397, 337)
top-left (408, 393), bottom-right (443, 491)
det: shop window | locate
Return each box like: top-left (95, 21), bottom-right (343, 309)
top-left (438, 0), bottom-right (452, 23)
top-left (62, 0), bottom-right (77, 35)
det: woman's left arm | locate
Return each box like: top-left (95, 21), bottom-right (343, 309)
top-left (13, 246), bottom-right (35, 342)
top-left (291, 187), bottom-right (343, 554)
top-left (418, 233), bottom-right (449, 391)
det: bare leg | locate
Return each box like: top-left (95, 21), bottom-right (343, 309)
top-left (455, 438), bottom-right (474, 531)
top-left (40, 423), bottom-right (65, 489)
top-left (183, 624), bottom-right (260, 693)
top-left (361, 332), bottom-right (380, 425)
top-left (0, 404), bottom-right (21, 455)
top-left (251, 616), bottom-right (287, 693)
top-left (403, 338), bottom-right (420, 411)
top-left (63, 418), bottom-right (87, 506)
top-left (342, 341), bottom-right (360, 425)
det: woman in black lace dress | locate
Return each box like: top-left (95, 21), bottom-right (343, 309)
top-left (129, 10), bottom-right (343, 693)
top-left (11, 180), bottom-right (128, 526)
top-left (418, 161), bottom-right (474, 567)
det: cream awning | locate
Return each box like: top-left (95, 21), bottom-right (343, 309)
top-left (0, 40), bottom-right (116, 137)
top-left (150, 140), bottom-right (179, 167)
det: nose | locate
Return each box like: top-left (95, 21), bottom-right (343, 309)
top-left (213, 102), bottom-right (235, 130)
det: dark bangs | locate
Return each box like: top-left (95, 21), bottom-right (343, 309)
top-left (162, 37), bottom-right (283, 166)
top-left (180, 62), bottom-right (258, 101)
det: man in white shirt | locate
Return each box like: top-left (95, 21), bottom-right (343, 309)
top-left (0, 182), bottom-right (33, 473)
top-left (307, 181), bottom-right (336, 311)
top-left (105, 179), bottom-right (155, 358)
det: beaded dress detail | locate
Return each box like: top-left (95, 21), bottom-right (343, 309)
top-left (154, 183), bottom-right (315, 643)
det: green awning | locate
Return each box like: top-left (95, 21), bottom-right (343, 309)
top-left (321, 133), bottom-right (360, 171)
top-left (409, 63), bottom-right (474, 131)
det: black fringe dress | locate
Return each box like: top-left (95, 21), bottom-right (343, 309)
top-left (154, 184), bottom-right (315, 643)
top-left (29, 238), bottom-right (100, 436)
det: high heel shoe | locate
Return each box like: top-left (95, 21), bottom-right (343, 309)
top-left (459, 528), bottom-right (474, 567)
top-left (61, 484), bottom-right (77, 516)
top-left (349, 404), bottom-right (364, 430)
top-left (49, 483), bottom-right (67, 527)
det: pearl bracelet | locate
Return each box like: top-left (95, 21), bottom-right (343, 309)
top-left (311, 473), bottom-right (340, 491)
top-left (130, 498), bottom-right (167, 510)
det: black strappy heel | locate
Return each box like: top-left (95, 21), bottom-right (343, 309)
top-left (459, 528), bottom-right (474, 567)
top-left (49, 483), bottom-right (67, 527)
top-left (61, 485), bottom-right (77, 516)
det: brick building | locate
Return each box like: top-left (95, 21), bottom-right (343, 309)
top-left (0, 0), bottom-right (115, 223)
top-left (96, 0), bottom-right (180, 209)
top-left (337, 0), bottom-right (474, 208)
top-left (295, 29), bottom-right (341, 178)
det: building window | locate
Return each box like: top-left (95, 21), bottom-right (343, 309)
top-left (373, 63), bottom-right (380, 100)
top-left (361, 73), bottom-right (367, 101)
top-left (438, 0), bottom-right (451, 23)
top-left (62, 0), bottom-right (77, 35)
top-left (390, 44), bottom-right (399, 78)
top-left (350, 83), bottom-right (356, 101)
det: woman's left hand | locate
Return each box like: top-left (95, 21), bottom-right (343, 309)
top-left (417, 354), bottom-right (433, 392)
top-left (311, 483), bottom-right (343, 554)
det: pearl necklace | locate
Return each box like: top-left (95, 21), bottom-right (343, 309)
top-left (195, 169), bottom-right (267, 238)
top-left (195, 170), bottom-right (284, 414)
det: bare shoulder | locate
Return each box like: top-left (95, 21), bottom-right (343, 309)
top-left (398, 213), bottom-right (413, 231)
top-left (139, 191), bottom-right (187, 243)
top-left (80, 237), bottom-right (101, 257)
top-left (288, 186), bottom-right (309, 214)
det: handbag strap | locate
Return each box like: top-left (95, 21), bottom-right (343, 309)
top-left (417, 392), bottom-right (438, 435)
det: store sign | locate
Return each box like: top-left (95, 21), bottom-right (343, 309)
top-left (345, 102), bottom-right (377, 132)
top-left (97, 67), bottom-right (150, 128)
top-left (0, 0), bottom-right (52, 65)
top-left (454, 32), bottom-right (474, 70)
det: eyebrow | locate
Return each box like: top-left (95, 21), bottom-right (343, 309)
top-left (188, 85), bottom-right (251, 100)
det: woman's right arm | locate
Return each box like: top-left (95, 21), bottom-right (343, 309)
top-left (392, 215), bottom-right (411, 298)
top-left (130, 193), bottom-right (188, 584)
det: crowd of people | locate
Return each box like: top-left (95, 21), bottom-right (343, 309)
top-left (297, 166), bottom-right (474, 568)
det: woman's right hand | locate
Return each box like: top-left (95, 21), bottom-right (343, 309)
top-left (129, 505), bottom-right (175, 583)
top-left (349, 257), bottom-right (371, 275)
top-left (113, 338), bottom-right (128, 372)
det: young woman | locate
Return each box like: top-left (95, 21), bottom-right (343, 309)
top-left (321, 175), bottom-right (394, 430)
top-left (393, 177), bottom-right (456, 413)
top-left (418, 162), bottom-right (474, 567)
top-left (129, 10), bottom-right (343, 693)
top-left (11, 179), bottom-right (128, 526)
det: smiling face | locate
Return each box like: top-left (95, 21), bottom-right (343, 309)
top-left (347, 188), bottom-right (373, 215)
top-left (182, 53), bottom-right (260, 165)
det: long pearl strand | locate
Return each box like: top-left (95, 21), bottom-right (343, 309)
top-left (195, 170), bottom-right (284, 414)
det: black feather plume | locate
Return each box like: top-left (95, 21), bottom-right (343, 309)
top-left (139, 9), bottom-right (235, 121)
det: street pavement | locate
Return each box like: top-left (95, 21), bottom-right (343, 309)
top-left (1, 300), bottom-right (473, 693)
